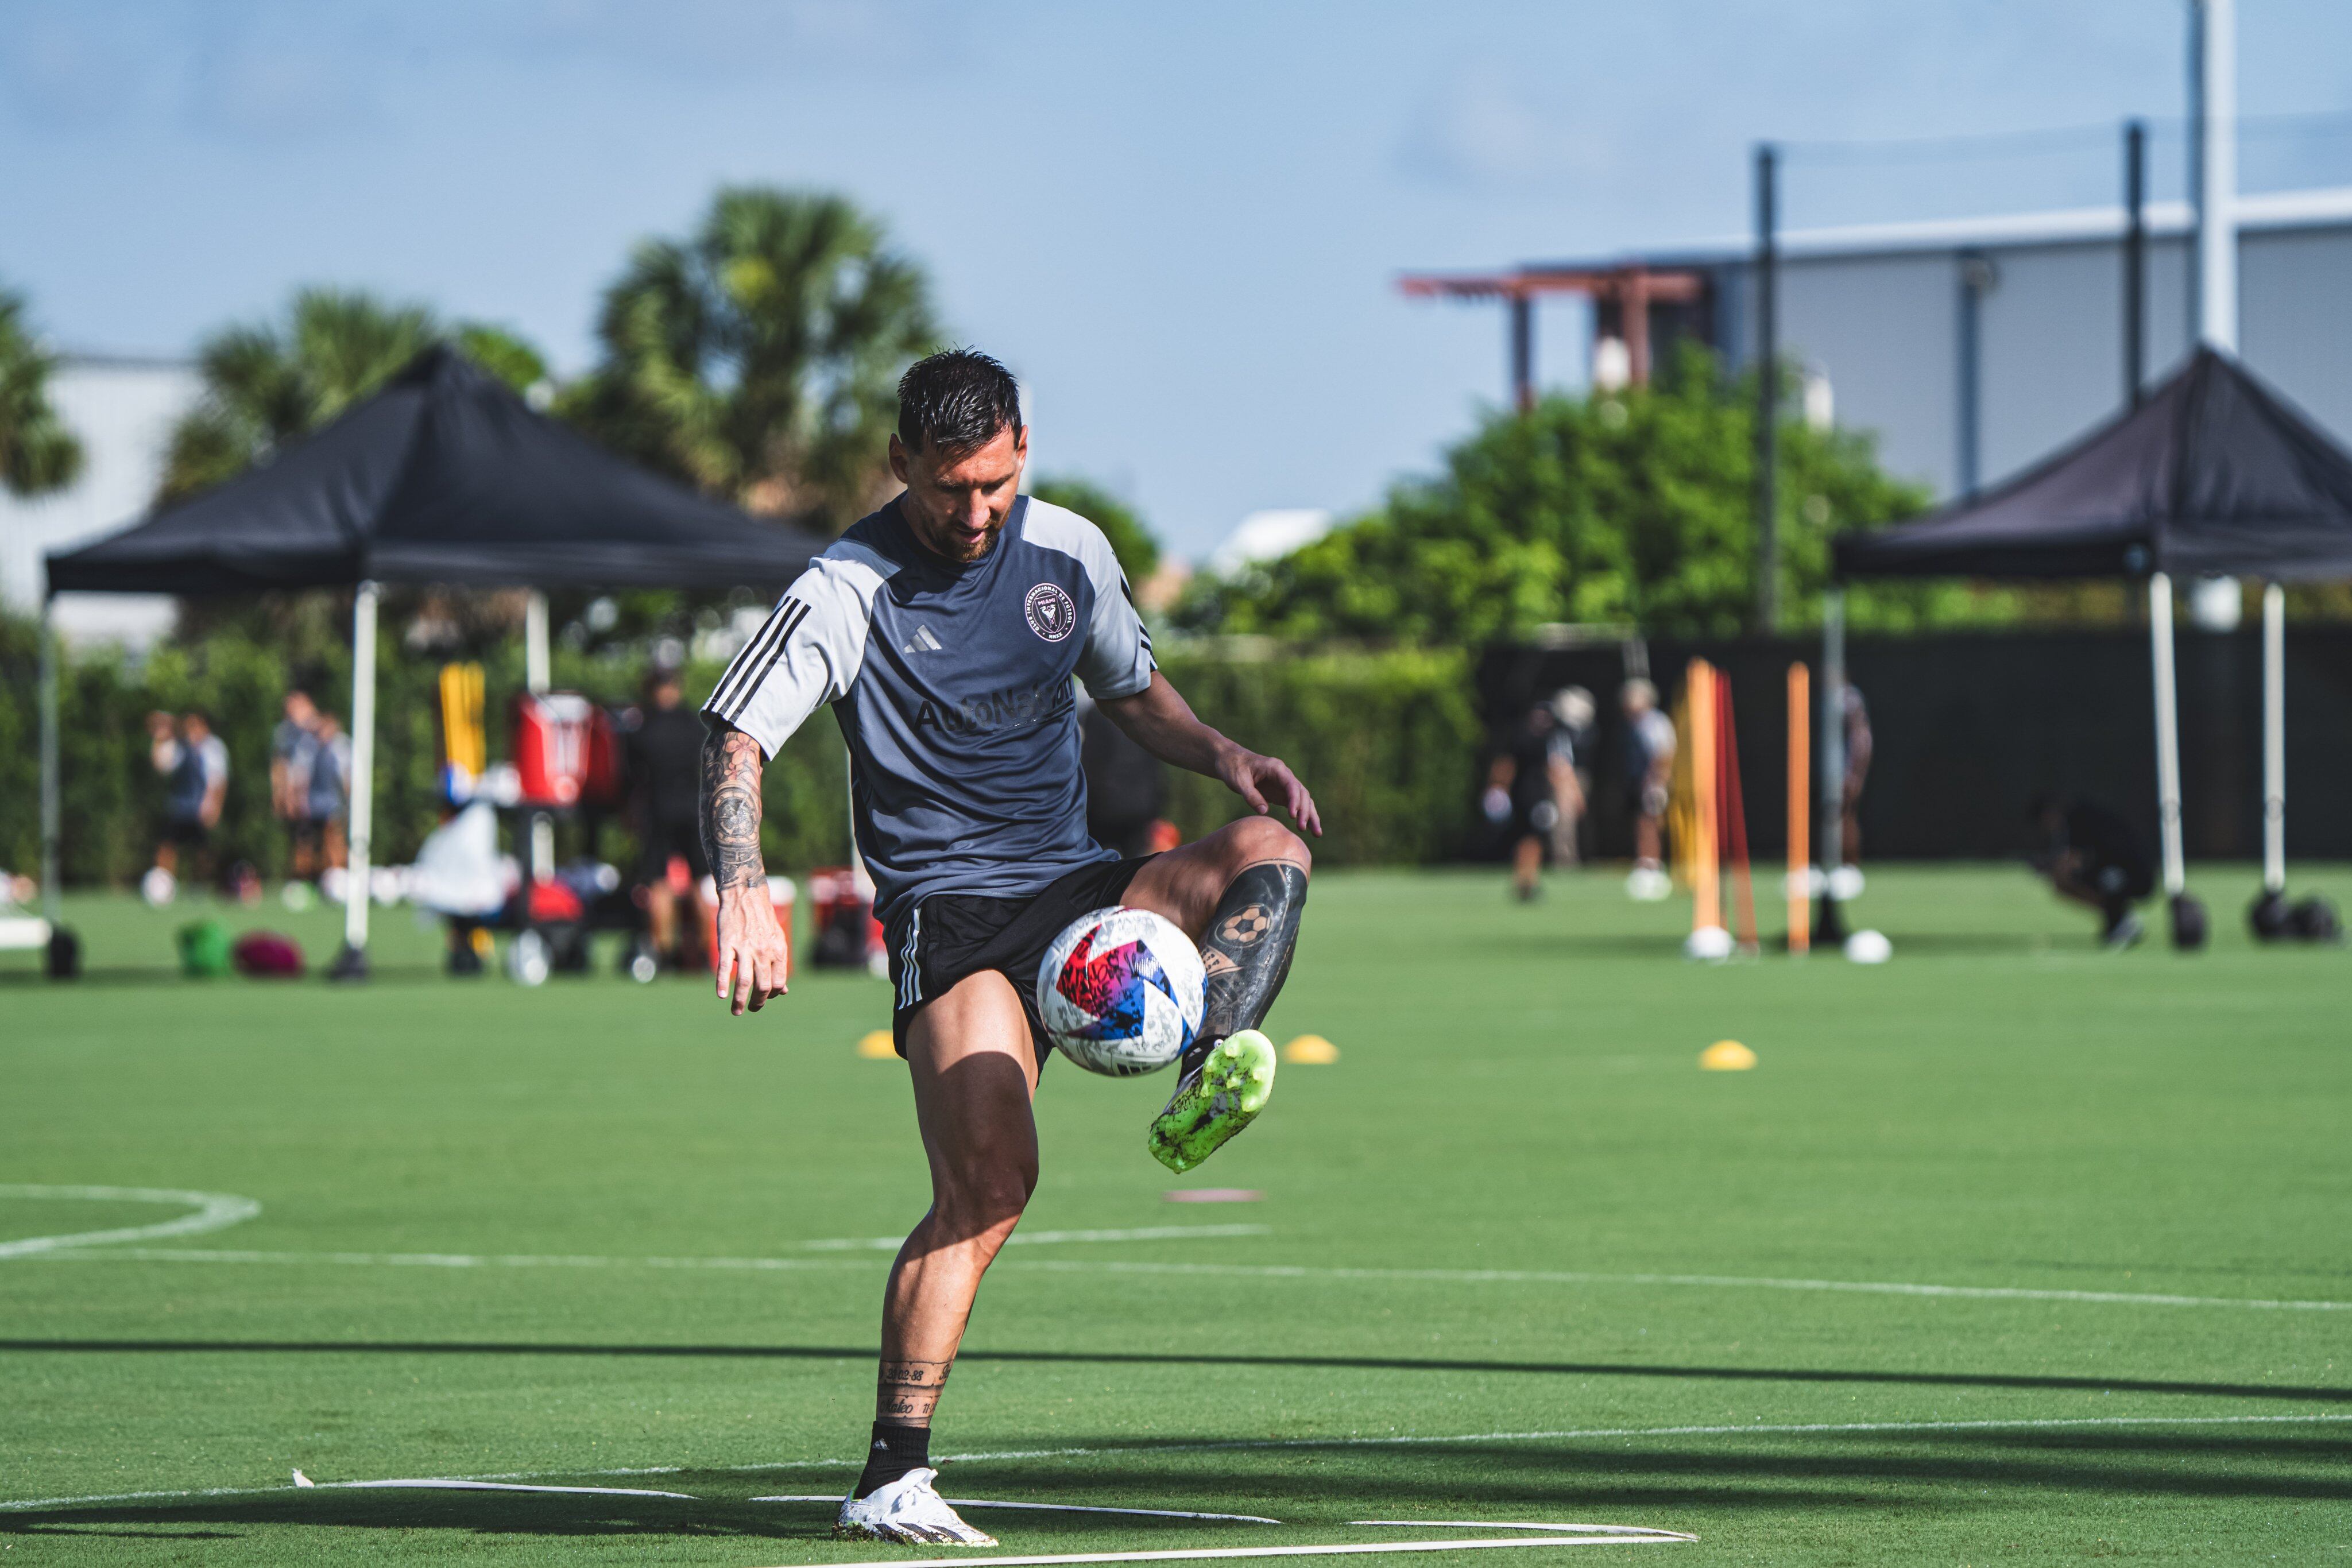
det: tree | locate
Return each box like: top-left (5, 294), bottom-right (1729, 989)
top-left (1186, 346), bottom-right (1961, 643)
top-left (160, 288), bottom-right (548, 506)
top-left (566, 186), bottom-right (939, 533)
top-left (0, 287), bottom-right (84, 500)
top-left (1028, 475), bottom-right (1160, 583)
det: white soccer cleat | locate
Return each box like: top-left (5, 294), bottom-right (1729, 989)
top-left (835, 1468), bottom-right (998, 1546)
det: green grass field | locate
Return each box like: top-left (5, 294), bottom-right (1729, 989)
top-left (5, 864), bottom-right (2348, 1565)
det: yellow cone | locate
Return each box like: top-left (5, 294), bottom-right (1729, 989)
top-left (1282, 1033), bottom-right (1340, 1064)
top-left (1699, 1039), bottom-right (1756, 1071)
top-left (856, 1030), bottom-right (898, 1059)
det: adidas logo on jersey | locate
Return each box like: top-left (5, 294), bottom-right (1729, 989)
top-left (902, 625), bottom-right (945, 655)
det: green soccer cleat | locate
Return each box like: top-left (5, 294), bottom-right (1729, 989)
top-left (1147, 1029), bottom-right (1276, 1173)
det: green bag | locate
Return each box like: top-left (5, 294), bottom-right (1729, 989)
top-left (177, 918), bottom-right (233, 978)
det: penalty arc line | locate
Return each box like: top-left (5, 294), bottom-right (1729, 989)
top-left (0, 1186), bottom-right (262, 1259)
top-left (5, 1413), bottom-right (2349, 1516)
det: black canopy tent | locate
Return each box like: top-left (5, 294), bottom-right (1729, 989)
top-left (1831, 347), bottom-right (2352, 942)
top-left (38, 346), bottom-right (827, 975)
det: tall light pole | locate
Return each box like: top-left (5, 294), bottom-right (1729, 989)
top-left (2191, 0), bottom-right (2238, 353)
top-left (2123, 119), bottom-right (2147, 407)
top-left (1753, 142), bottom-right (1780, 633)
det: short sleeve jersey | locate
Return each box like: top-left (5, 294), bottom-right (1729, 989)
top-left (703, 494), bottom-right (1156, 926)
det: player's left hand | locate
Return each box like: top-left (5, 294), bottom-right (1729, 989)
top-left (1220, 747), bottom-right (1322, 837)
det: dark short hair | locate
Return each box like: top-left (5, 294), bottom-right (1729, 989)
top-left (896, 349), bottom-right (1022, 455)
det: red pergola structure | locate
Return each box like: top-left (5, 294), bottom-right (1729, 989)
top-left (1399, 265), bottom-right (1707, 412)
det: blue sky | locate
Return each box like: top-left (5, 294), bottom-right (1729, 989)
top-left (4, 1), bottom-right (2350, 557)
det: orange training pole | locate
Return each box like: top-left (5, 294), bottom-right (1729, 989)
top-left (1788, 663), bottom-right (1811, 954)
top-left (1717, 667), bottom-right (1758, 953)
top-left (1688, 659), bottom-right (1720, 935)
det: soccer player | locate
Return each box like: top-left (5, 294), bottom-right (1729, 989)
top-left (2029, 793), bottom-right (2152, 948)
top-left (698, 350), bottom-right (1318, 1546)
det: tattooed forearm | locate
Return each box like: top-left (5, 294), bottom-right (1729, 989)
top-left (877, 1358), bottom-right (953, 1424)
top-left (699, 725), bottom-right (768, 894)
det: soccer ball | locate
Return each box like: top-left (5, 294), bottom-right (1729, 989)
top-left (1036, 906), bottom-right (1204, 1077)
top-left (1844, 928), bottom-right (1893, 965)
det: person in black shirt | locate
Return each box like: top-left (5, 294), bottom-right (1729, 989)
top-left (627, 665), bottom-right (712, 966)
top-left (2030, 793), bottom-right (2154, 948)
top-left (1487, 703), bottom-right (1577, 900)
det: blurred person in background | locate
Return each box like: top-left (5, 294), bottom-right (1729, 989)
top-left (1486, 702), bottom-right (1577, 900)
top-left (2029, 793), bottom-right (2151, 950)
top-left (1548, 686), bottom-right (1596, 867)
top-left (270, 688), bottom-right (320, 869)
top-left (303, 710), bottom-right (351, 874)
top-left (148, 710), bottom-right (229, 899)
top-left (1621, 679), bottom-right (1675, 900)
top-left (1839, 684), bottom-right (1873, 871)
top-left (626, 661), bottom-right (711, 969)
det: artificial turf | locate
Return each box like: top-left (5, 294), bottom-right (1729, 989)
top-left (2, 864), bottom-right (2347, 1565)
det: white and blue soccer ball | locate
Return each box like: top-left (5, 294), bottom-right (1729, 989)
top-left (1037, 905), bottom-right (1205, 1077)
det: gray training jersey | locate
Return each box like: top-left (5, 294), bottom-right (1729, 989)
top-left (703, 494), bottom-right (1156, 926)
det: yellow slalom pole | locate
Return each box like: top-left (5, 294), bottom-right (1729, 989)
top-left (1787, 663), bottom-right (1811, 955)
top-left (1688, 659), bottom-right (1720, 935)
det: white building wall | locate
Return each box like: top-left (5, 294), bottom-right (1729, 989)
top-left (0, 355), bottom-right (199, 647)
top-left (1775, 250), bottom-right (1960, 493)
top-left (2239, 226), bottom-right (2352, 441)
top-left (1688, 193), bottom-right (2352, 504)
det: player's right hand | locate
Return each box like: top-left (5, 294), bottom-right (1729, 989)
top-left (714, 888), bottom-right (790, 1015)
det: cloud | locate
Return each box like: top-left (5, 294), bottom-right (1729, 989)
top-left (1395, 66), bottom-right (1627, 192)
top-left (488, 0), bottom-right (972, 81)
top-left (184, 19), bottom-right (380, 145)
top-left (0, 6), bottom-right (160, 130)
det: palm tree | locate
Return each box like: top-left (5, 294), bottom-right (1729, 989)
top-left (159, 289), bottom-right (548, 505)
top-left (567, 186), bottom-right (939, 532)
top-left (0, 287), bottom-right (84, 500)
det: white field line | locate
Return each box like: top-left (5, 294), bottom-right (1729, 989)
top-left (756, 1495), bottom-right (1284, 1523)
top-left (1002, 1259), bottom-right (2352, 1313)
top-left (0, 1186), bottom-right (262, 1258)
top-left (4, 1413), bottom-right (2347, 1516)
top-left (810, 1226), bottom-right (1273, 1252)
top-left (15, 1225), bottom-right (1269, 1272)
top-left (300, 1476), bottom-right (698, 1500)
top-left (745, 1533), bottom-right (1695, 1567)
top-left (25, 1240), bottom-right (2351, 1313)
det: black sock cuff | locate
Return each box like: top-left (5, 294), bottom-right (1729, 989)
top-left (855, 1421), bottom-right (932, 1498)
top-left (872, 1422), bottom-right (930, 1461)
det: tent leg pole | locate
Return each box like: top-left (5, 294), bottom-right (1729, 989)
top-left (524, 590), bottom-right (551, 695)
top-left (2149, 572), bottom-right (2188, 899)
top-left (2262, 580), bottom-right (2285, 893)
top-left (38, 598), bottom-right (61, 928)
top-left (1815, 589), bottom-right (1848, 943)
top-left (333, 582), bottom-right (380, 981)
top-left (37, 595), bottom-right (78, 977)
top-left (525, 589), bottom-right (552, 883)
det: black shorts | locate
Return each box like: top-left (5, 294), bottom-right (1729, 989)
top-left (636, 814), bottom-right (710, 885)
top-left (167, 817), bottom-right (211, 853)
top-left (887, 854), bottom-right (1155, 1068)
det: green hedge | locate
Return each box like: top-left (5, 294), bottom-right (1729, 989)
top-left (1154, 643), bottom-right (1479, 865)
top-left (0, 619), bottom-right (1477, 884)
top-left (0, 616), bottom-right (857, 885)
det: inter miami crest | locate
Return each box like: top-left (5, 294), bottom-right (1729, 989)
top-left (1024, 582), bottom-right (1077, 642)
